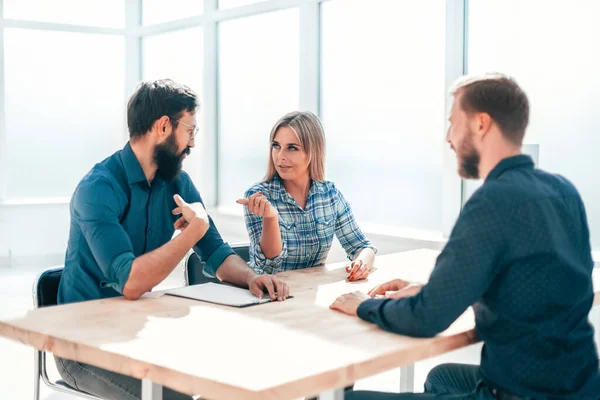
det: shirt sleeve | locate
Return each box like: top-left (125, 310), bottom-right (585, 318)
top-left (333, 186), bottom-right (377, 260)
top-left (72, 178), bottom-right (135, 294)
top-left (243, 187), bottom-right (287, 274)
top-left (180, 172), bottom-right (235, 278)
top-left (357, 194), bottom-right (507, 337)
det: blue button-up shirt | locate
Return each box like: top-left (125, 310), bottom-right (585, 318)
top-left (58, 143), bottom-right (235, 304)
top-left (243, 175), bottom-right (376, 274)
top-left (358, 155), bottom-right (600, 399)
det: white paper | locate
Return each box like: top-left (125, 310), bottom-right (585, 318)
top-left (141, 291), bottom-right (165, 299)
top-left (165, 283), bottom-right (272, 307)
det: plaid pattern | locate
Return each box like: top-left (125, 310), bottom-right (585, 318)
top-left (243, 175), bottom-right (376, 274)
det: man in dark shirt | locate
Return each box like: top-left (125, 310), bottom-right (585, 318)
top-left (331, 74), bottom-right (600, 399)
top-left (55, 79), bottom-right (289, 400)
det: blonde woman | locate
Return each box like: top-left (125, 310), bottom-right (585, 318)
top-left (237, 111), bottom-right (376, 281)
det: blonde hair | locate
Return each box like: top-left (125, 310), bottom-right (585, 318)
top-left (264, 111), bottom-right (326, 182)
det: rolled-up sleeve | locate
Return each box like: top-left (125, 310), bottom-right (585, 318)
top-left (194, 218), bottom-right (236, 278)
top-left (179, 172), bottom-right (236, 277)
top-left (73, 179), bottom-right (135, 294)
top-left (333, 187), bottom-right (377, 260)
top-left (243, 189), bottom-right (287, 274)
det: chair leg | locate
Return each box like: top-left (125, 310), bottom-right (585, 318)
top-left (33, 350), bottom-right (41, 400)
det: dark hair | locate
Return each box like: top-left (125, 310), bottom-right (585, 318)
top-left (453, 74), bottom-right (529, 146)
top-left (127, 79), bottom-right (199, 139)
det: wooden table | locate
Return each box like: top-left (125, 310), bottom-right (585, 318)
top-left (0, 249), bottom-right (598, 400)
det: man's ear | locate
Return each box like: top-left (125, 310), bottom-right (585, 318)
top-left (475, 112), bottom-right (493, 139)
top-left (154, 115), bottom-right (171, 138)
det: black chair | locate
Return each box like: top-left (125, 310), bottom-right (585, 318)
top-left (183, 243), bottom-right (250, 285)
top-left (32, 266), bottom-right (101, 400)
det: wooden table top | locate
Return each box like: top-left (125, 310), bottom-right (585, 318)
top-left (0, 249), bottom-right (598, 399)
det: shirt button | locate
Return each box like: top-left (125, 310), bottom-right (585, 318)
top-left (148, 229), bottom-right (152, 235)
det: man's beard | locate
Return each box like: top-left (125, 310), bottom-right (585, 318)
top-left (153, 133), bottom-right (190, 181)
top-left (457, 130), bottom-right (480, 179)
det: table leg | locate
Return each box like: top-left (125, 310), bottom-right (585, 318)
top-left (318, 388), bottom-right (345, 400)
top-left (400, 364), bottom-right (415, 392)
top-left (142, 378), bottom-right (162, 400)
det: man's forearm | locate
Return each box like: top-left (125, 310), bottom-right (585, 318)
top-left (216, 254), bottom-right (256, 287)
top-left (123, 221), bottom-right (205, 300)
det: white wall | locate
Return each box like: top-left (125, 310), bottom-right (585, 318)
top-left (0, 203), bottom-right (70, 267)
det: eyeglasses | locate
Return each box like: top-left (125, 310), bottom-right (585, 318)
top-left (176, 119), bottom-right (199, 140)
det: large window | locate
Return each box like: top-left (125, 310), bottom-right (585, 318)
top-left (143, 27), bottom-right (204, 187)
top-left (2, 0), bottom-right (599, 258)
top-left (321, 0), bottom-right (447, 233)
top-left (219, 0), bottom-right (264, 10)
top-left (142, 0), bottom-right (203, 25)
top-left (217, 9), bottom-right (300, 208)
top-left (3, 0), bottom-right (124, 28)
top-left (3, 29), bottom-right (125, 199)
top-left (468, 0), bottom-right (600, 249)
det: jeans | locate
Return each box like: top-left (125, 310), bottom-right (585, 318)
top-left (55, 356), bottom-right (193, 400)
top-left (346, 364), bottom-right (497, 400)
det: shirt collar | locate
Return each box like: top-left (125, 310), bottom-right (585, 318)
top-left (271, 174), bottom-right (326, 196)
top-left (268, 174), bottom-right (326, 208)
top-left (120, 142), bottom-right (149, 185)
top-left (486, 154), bottom-right (534, 181)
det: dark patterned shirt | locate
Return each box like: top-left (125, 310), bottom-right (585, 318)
top-left (358, 155), bottom-right (600, 399)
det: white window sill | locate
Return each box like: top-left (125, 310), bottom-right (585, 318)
top-left (0, 197), bottom-right (71, 207)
